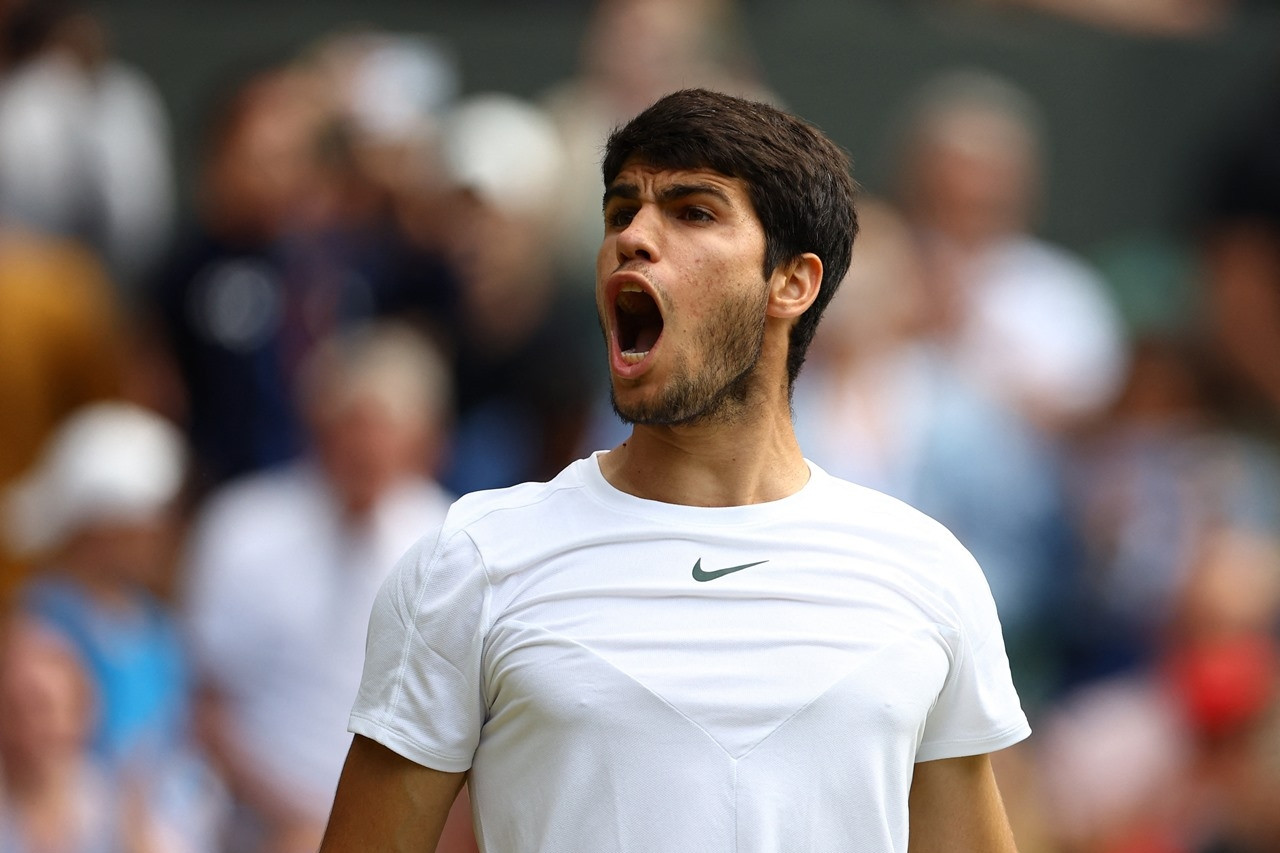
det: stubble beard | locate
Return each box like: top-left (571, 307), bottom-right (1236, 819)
top-left (609, 286), bottom-right (768, 428)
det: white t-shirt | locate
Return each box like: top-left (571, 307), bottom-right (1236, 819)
top-left (351, 454), bottom-right (1030, 852)
top-left (184, 462), bottom-right (453, 816)
top-left (952, 235), bottom-right (1128, 424)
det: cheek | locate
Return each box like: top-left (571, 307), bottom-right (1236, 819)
top-left (683, 257), bottom-right (768, 317)
top-left (596, 233), bottom-right (617, 272)
top-left (594, 242), bottom-right (615, 304)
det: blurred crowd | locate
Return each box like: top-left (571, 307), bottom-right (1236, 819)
top-left (0, 0), bottom-right (1277, 851)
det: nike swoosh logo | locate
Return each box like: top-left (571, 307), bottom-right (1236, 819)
top-left (691, 558), bottom-right (769, 582)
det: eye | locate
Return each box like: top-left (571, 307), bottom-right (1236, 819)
top-left (605, 206), bottom-right (637, 229)
top-left (680, 206), bottom-right (715, 223)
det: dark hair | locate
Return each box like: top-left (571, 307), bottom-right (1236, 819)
top-left (602, 88), bottom-right (858, 386)
top-left (4, 0), bottom-right (85, 66)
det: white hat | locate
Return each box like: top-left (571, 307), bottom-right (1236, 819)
top-left (439, 93), bottom-right (567, 219)
top-left (3, 403), bottom-right (186, 555)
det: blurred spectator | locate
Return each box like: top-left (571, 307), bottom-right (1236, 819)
top-left (146, 65), bottom-right (331, 490)
top-left (792, 200), bottom-right (1075, 707)
top-left (1062, 335), bottom-right (1280, 681)
top-left (0, 0), bottom-right (175, 298)
top-left (148, 59), bottom-right (460, 495)
top-left (1035, 526), bottom-right (1280, 853)
top-left (1194, 701), bottom-right (1280, 853)
top-left (1196, 68), bottom-right (1280, 435)
top-left (1, 402), bottom-right (223, 853)
top-left (1034, 668), bottom-right (1196, 852)
top-left (183, 322), bottom-right (462, 853)
top-left (1165, 528), bottom-right (1280, 743)
top-left (0, 226), bottom-right (126, 606)
top-left (542, 0), bottom-right (774, 285)
top-left (433, 93), bottom-right (600, 492)
top-left (301, 28), bottom-right (458, 220)
top-left (892, 67), bottom-right (1129, 435)
top-left (292, 28), bottom-right (464, 340)
top-left (0, 618), bottom-right (171, 852)
top-left (3, 403), bottom-right (187, 765)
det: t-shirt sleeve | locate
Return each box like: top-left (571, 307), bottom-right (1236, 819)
top-left (916, 542), bottom-right (1031, 763)
top-left (348, 525), bottom-right (490, 773)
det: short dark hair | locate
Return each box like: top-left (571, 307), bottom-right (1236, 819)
top-left (602, 88), bottom-right (858, 386)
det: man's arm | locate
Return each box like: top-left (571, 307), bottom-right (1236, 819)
top-left (320, 734), bottom-right (470, 853)
top-left (908, 753), bottom-right (1018, 853)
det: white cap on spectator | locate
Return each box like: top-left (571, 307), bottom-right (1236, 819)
top-left (439, 93), bottom-right (567, 219)
top-left (3, 403), bottom-right (186, 555)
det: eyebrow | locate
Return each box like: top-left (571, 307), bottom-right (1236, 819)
top-left (602, 181), bottom-right (734, 211)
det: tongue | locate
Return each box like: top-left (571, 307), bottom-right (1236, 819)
top-left (633, 326), bottom-right (660, 353)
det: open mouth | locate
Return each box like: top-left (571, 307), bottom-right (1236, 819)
top-left (615, 286), bottom-right (664, 364)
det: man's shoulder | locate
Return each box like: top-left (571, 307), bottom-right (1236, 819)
top-left (806, 465), bottom-right (983, 588)
top-left (808, 465), bottom-right (954, 536)
top-left (440, 458), bottom-right (595, 535)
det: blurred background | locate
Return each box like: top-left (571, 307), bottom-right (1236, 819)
top-left (1, 0), bottom-right (1280, 851)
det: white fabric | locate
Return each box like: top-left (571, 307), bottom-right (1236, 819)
top-left (351, 454), bottom-right (1029, 852)
top-left (184, 463), bottom-right (452, 816)
top-left (953, 236), bottom-right (1128, 423)
top-left (3, 402), bottom-right (186, 554)
top-left (0, 52), bottom-right (174, 288)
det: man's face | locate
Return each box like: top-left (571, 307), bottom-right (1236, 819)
top-left (313, 392), bottom-right (428, 517)
top-left (596, 161), bottom-right (771, 426)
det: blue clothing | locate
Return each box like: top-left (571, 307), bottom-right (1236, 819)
top-left (21, 577), bottom-right (190, 770)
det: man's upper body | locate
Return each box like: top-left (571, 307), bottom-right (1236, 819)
top-left (184, 460), bottom-right (453, 809)
top-left (321, 88), bottom-right (1028, 852)
top-left (892, 68), bottom-right (1127, 433)
top-left (343, 452), bottom-right (1029, 852)
top-left (185, 322), bottom-right (458, 852)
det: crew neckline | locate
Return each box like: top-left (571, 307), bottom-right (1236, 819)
top-left (578, 451), bottom-right (824, 526)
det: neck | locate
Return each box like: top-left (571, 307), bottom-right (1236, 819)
top-left (58, 553), bottom-right (141, 614)
top-left (599, 385), bottom-right (808, 508)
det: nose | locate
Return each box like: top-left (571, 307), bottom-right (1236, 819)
top-left (615, 206), bottom-right (659, 264)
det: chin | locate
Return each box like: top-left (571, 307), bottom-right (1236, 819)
top-left (609, 386), bottom-right (662, 427)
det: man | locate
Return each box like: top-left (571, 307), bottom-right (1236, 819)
top-left (891, 68), bottom-right (1127, 435)
top-left (321, 88), bottom-right (1029, 852)
top-left (184, 322), bottom-right (462, 853)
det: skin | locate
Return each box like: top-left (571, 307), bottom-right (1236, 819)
top-left (908, 754), bottom-right (1020, 853)
top-left (1204, 225), bottom-right (1280, 419)
top-left (320, 735), bottom-right (466, 852)
top-left (595, 162), bottom-right (818, 507)
top-left (0, 623), bottom-right (164, 853)
top-left (600, 166), bottom-right (769, 427)
top-left (319, 159), bottom-right (1020, 852)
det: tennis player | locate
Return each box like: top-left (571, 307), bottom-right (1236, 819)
top-left (320, 87), bottom-right (1029, 852)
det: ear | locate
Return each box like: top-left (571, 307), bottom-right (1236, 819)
top-left (766, 252), bottom-right (823, 320)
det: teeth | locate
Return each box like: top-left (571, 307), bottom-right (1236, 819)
top-left (616, 290), bottom-right (648, 315)
top-left (614, 283), bottom-right (659, 367)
